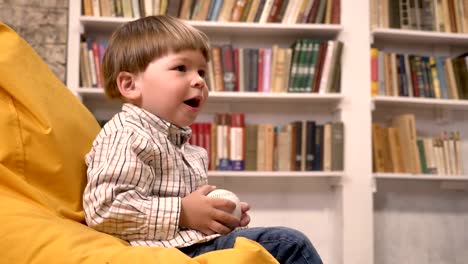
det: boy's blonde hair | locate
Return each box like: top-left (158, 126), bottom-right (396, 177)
top-left (101, 15), bottom-right (211, 98)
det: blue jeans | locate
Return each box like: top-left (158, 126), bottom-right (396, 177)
top-left (179, 226), bottom-right (323, 264)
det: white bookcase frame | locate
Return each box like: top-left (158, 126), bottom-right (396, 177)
top-left (66, 0), bottom-right (468, 263)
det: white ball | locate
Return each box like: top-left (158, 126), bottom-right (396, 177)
top-left (207, 189), bottom-right (241, 220)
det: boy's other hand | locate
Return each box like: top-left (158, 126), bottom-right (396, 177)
top-left (179, 185), bottom-right (240, 235)
top-left (239, 202), bottom-right (251, 227)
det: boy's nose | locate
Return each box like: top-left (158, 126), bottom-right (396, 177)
top-left (191, 74), bottom-right (205, 89)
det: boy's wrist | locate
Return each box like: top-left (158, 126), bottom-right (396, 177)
top-left (179, 196), bottom-right (187, 228)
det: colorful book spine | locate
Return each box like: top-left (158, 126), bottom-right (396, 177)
top-left (230, 113), bottom-right (245, 171)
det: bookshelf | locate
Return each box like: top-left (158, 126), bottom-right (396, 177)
top-left (373, 95), bottom-right (468, 111)
top-left (374, 172), bottom-right (468, 181)
top-left (209, 170), bottom-right (344, 178)
top-left (80, 16), bottom-right (343, 37)
top-left (371, 1), bottom-right (468, 263)
top-left (66, 1), bottom-right (372, 264)
top-left (372, 28), bottom-right (468, 45)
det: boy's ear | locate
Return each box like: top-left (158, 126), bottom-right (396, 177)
top-left (116, 71), bottom-right (141, 101)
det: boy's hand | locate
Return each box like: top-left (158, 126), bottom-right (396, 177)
top-left (179, 185), bottom-right (240, 235)
top-left (239, 202), bottom-right (251, 227)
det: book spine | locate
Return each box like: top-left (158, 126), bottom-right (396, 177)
top-left (245, 124), bottom-right (258, 171)
top-left (230, 113), bottom-right (245, 171)
top-left (216, 113), bottom-right (231, 170)
top-left (221, 44), bottom-right (236, 92)
top-left (294, 120), bottom-right (302, 171)
top-left (211, 46), bottom-right (225, 91)
top-left (305, 120), bottom-right (316, 171)
top-left (371, 48), bottom-right (379, 96)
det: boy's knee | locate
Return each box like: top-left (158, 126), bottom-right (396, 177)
top-left (262, 226), bottom-right (311, 245)
top-left (281, 227), bottom-right (308, 239)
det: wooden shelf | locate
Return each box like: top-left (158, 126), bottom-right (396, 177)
top-left (371, 28), bottom-right (468, 46)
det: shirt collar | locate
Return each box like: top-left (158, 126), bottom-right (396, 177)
top-left (122, 103), bottom-right (192, 147)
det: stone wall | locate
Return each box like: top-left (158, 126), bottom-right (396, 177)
top-left (0, 0), bottom-right (68, 82)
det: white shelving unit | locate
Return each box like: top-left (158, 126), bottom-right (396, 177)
top-left (374, 173), bottom-right (468, 181)
top-left (209, 170), bottom-right (344, 178)
top-left (371, 7), bottom-right (468, 263)
top-left (66, 1), bottom-right (375, 264)
top-left (371, 28), bottom-right (468, 45)
top-left (76, 87), bottom-right (343, 102)
top-left (373, 95), bottom-right (468, 110)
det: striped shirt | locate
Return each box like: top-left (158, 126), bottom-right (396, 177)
top-left (83, 103), bottom-right (221, 247)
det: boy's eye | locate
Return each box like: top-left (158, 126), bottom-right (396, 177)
top-left (198, 70), bottom-right (206, 78)
top-left (175, 65), bottom-right (186, 72)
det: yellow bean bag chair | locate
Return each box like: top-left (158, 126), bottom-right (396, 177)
top-left (0, 22), bottom-right (278, 264)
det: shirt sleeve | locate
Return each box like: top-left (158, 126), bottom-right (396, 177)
top-left (83, 129), bottom-right (180, 242)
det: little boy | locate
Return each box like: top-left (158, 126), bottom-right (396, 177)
top-left (83, 15), bottom-right (322, 264)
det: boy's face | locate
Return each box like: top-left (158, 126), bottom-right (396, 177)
top-left (133, 49), bottom-right (209, 127)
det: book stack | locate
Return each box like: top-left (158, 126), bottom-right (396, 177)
top-left (79, 36), bottom-right (107, 88)
top-left (82, 0), bottom-right (341, 25)
top-left (371, 0), bottom-right (468, 33)
top-left (80, 38), bottom-right (344, 94)
top-left (370, 49), bottom-right (468, 100)
top-left (190, 113), bottom-right (344, 172)
top-left (372, 113), bottom-right (463, 175)
top-left (207, 40), bottom-right (343, 93)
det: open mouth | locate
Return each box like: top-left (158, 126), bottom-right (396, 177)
top-left (184, 97), bottom-right (201, 108)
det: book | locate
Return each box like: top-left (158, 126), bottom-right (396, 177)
top-left (391, 114), bottom-right (421, 174)
top-left (246, 0), bottom-right (262, 22)
top-left (277, 124), bottom-right (292, 171)
top-left (305, 120), bottom-right (316, 171)
top-left (417, 138), bottom-right (429, 173)
top-left (372, 123), bottom-right (386, 173)
top-left (218, 0), bottom-right (237, 21)
top-left (245, 124), bottom-right (258, 171)
top-left (300, 120), bottom-right (307, 171)
top-left (262, 48), bottom-right (272, 93)
top-left (264, 123), bottom-right (275, 171)
top-left (318, 40), bottom-right (335, 93)
top-left (216, 113), bottom-right (231, 170)
top-left (371, 48), bottom-right (379, 96)
top-left (230, 113), bottom-right (245, 171)
top-left (179, 0), bottom-right (192, 19)
top-left (293, 121), bottom-right (302, 171)
top-left (79, 41), bottom-right (92, 88)
top-left (231, 0), bottom-right (249, 21)
top-left (220, 44), bottom-right (236, 92)
top-left (322, 122), bottom-right (332, 171)
top-left (313, 124), bottom-right (324, 171)
top-left (331, 121), bottom-right (344, 171)
top-left (387, 126), bottom-right (404, 173)
top-left (211, 46), bottom-right (225, 91)
top-left (422, 136), bottom-right (437, 174)
top-left (257, 123), bottom-right (266, 170)
top-left (311, 41), bottom-right (328, 93)
top-left (271, 46), bottom-right (287, 93)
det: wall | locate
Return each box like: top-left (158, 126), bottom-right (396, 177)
top-left (0, 0), bottom-right (68, 82)
top-left (375, 180), bottom-right (468, 264)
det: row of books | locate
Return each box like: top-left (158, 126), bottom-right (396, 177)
top-left (190, 113), bottom-right (344, 172)
top-left (79, 36), bottom-right (343, 94)
top-left (80, 37), bottom-right (106, 89)
top-left (373, 114), bottom-right (463, 175)
top-left (371, 0), bottom-right (468, 33)
top-left (83, 0), bottom-right (341, 25)
top-left (370, 48), bottom-right (468, 100)
top-left (207, 40), bottom-right (342, 93)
